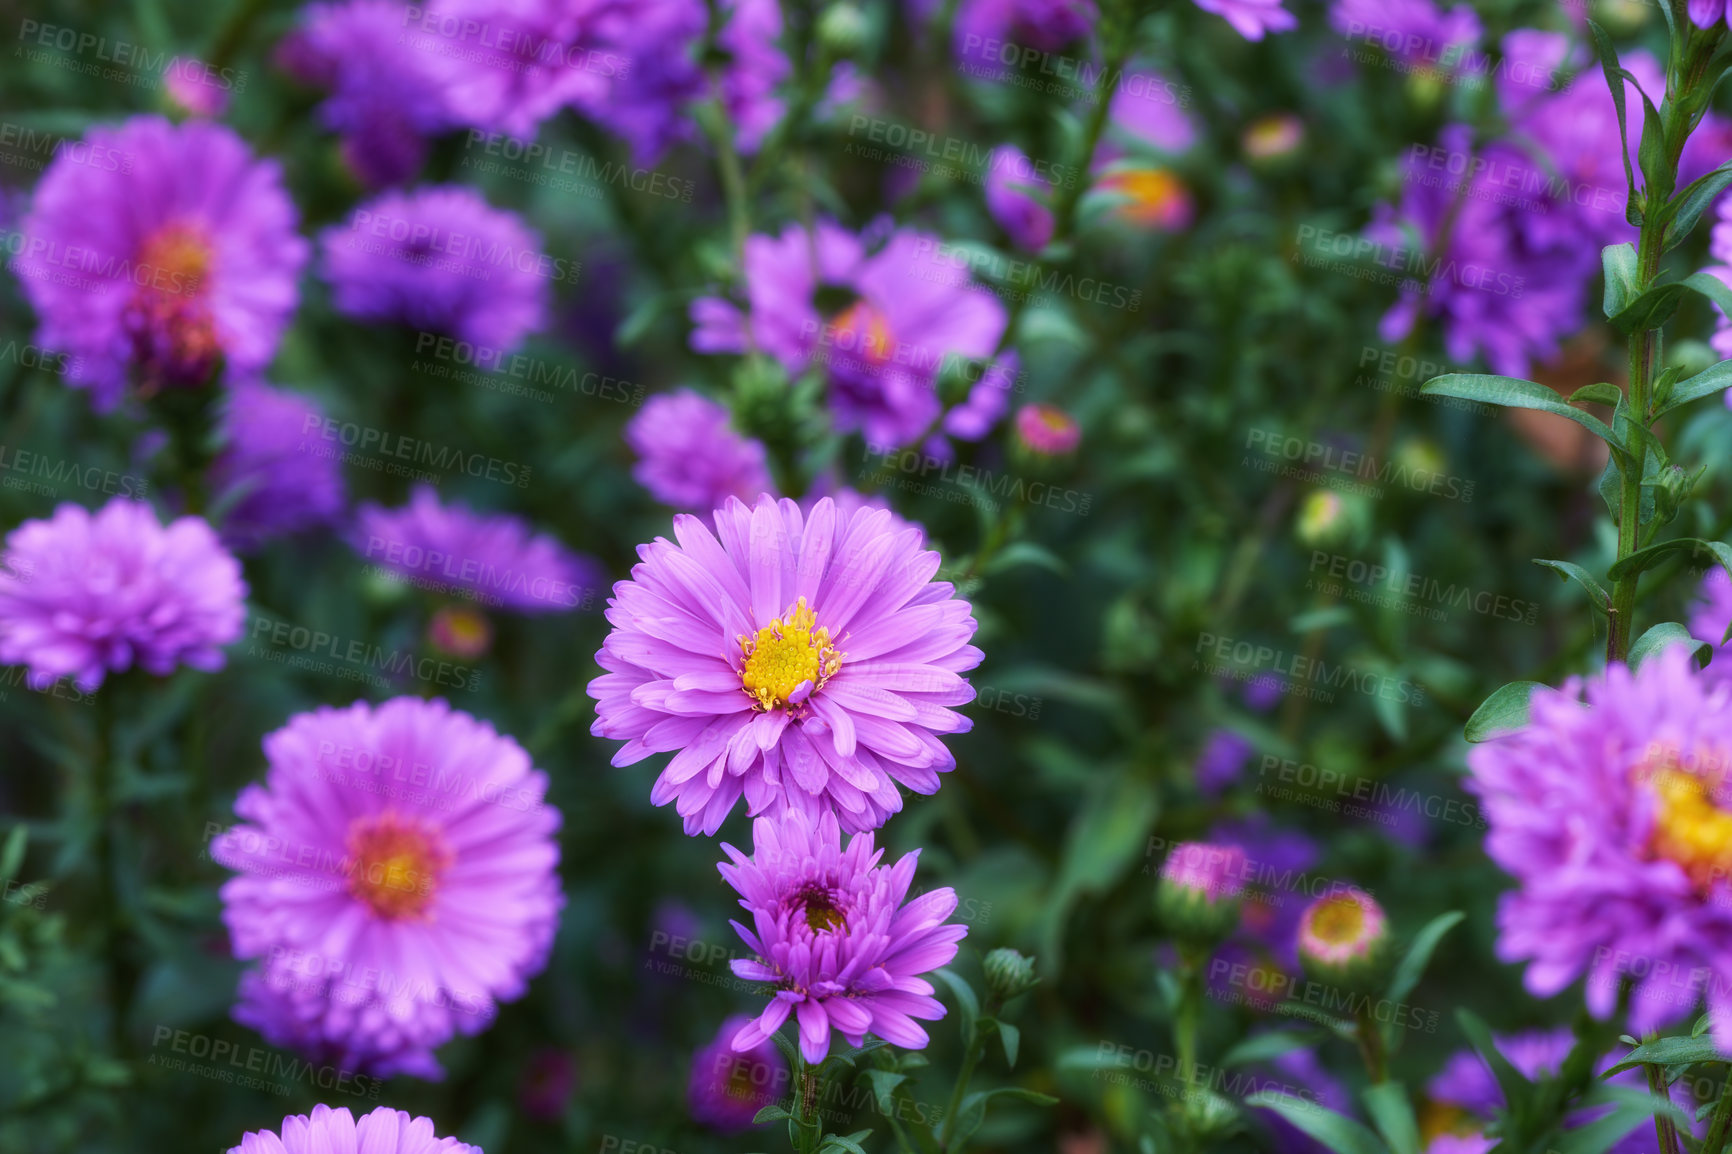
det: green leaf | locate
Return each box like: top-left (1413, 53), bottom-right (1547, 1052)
top-left (949, 1087), bottom-right (1058, 1150)
top-left (982, 541), bottom-right (1069, 578)
top-left (1244, 1092), bottom-right (1388, 1154)
top-left (1463, 681), bottom-right (1543, 742)
top-left (960, 1087), bottom-right (1059, 1108)
top-left (1607, 537), bottom-right (1732, 582)
top-left (1532, 559), bottom-right (1612, 615)
top-left (933, 968), bottom-right (981, 1043)
top-left (1598, 454), bottom-right (1624, 523)
top-left (1664, 162), bottom-right (1732, 251)
top-left (1603, 1034), bottom-right (1732, 1075)
top-left (1602, 244), bottom-right (1639, 319)
top-left (0, 827), bottom-right (25, 886)
top-left (1609, 281), bottom-right (1686, 334)
top-left (1650, 364), bottom-right (1683, 413)
top-left (998, 1020), bottom-right (1021, 1068)
top-left (1654, 356), bottom-right (1732, 419)
top-left (1386, 911), bottom-right (1465, 1005)
top-left (1637, 90), bottom-right (1672, 204)
top-left (1628, 622), bottom-right (1713, 670)
top-left (1420, 375), bottom-right (1620, 449)
top-left (861, 1069), bottom-right (906, 1116)
top-left (819, 1132), bottom-right (869, 1154)
top-left (1221, 1031), bottom-right (1320, 1068)
top-left (1549, 1100), bottom-right (1664, 1154)
top-left (1586, 21), bottom-right (1641, 225)
top-left (1457, 1009), bottom-right (1536, 1115)
top-left (1568, 382), bottom-right (1625, 407)
top-left (1695, 1013), bottom-right (1713, 1039)
top-left (753, 1104), bottom-right (794, 1124)
top-left (1360, 1083), bottom-right (1420, 1154)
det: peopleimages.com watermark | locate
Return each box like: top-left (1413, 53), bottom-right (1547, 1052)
top-left (334, 207), bottom-right (581, 285)
top-left (1353, 346), bottom-right (1495, 416)
top-left (1243, 428), bottom-right (1475, 503)
top-left (297, 412), bottom-right (532, 489)
top-left (0, 444), bottom-right (148, 501)
top-left (1255, 756), bottom-right (1486, 830)
top-left (16, 20), bottom-right (248, 95)
top-left (1208, 961), bottom-right (1443, 1033)
top-left (146, 1026), bottom-right (382, 1099)
top-left (245, 612), bottom-right (484, 692)
top-left (863, 444), bottom-right (1092, 516)
top-left (459, 130), bottom-right (694, 202)
top-left (0, 120), bottom-right (132, 175)
top-left (1193, 632), bottom-right (1426, 706)
top-left (411, 331), bottom-right (647, 407)
top-left (1090, 1044), bottom-right (1329, 1111)
top-left (1294, 224), bottom-right (1525, 299)
top-left (844, 115), bottom-right (1078, 189)
top-left (1305, 550), bottom-right (1536, 625)
top-left (911, 238), bottom-right (1142, 313)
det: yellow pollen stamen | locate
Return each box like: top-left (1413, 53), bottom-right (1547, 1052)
top-left (799, 885), bottom-right (846, 933)
top-left (345, 813), bottom-right (452, 921)
top-left (1099, 168), bottom-right (1189, 227)
top-left (1308, 895), bottom-right (1365, 946)
top-left (1644, 748), bottom-right (1732, 891)
top-left (829, 300), bottom-right (896, 368)
top-left (738, 597), bottom-right (842, 713)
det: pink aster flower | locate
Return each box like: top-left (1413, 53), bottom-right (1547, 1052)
top-left (625, 389), bottom-right (774, 513)
top-left (211, 379), bottom-right (347, 551)
top-left (319, 186), bottom-right (550, 353)
top-left (227, 1103), bottom-right (479, 1154)
top-left (163, 57), bottom-right (232, 118)
top-left (1467, 649), bottom-right (1732, 1049)
top-left (690, 220), bottom-right (1016, 451)
top-left (588, 495), bottom-right (982, 836)
top-left (214, 696), bottom-right (564, 1079)
top-left (0, 498), bottom-right (246, 691)
top-left (1296, 887), bottom-right (1386, 965)
top-left (352, 484), bottom-right (603, 613)
top-left (1015, 403), bottom-right (1080, 455)
top-left (13, 116), bottom-right (307, 409)
top-left (1691, 569), bottom-right (1732, 684)
top-left (719, 809), bottom-right (967, 1063)
top-left (688, 1013), bottom-right (788, 1131)
top-left (1192, 0), bottom-right (1295, 40)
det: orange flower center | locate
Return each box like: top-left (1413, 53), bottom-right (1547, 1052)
top-left (345, 812), bottom-right (452, 921)
top-left (1642, 745), bottom-right (1732, 892)
top-left (1099, 167), bottom-right (1191, 228)
top-left (828, 300), bottom-right (897, 368)
top-left (131, 221), bottom-right (220, 383)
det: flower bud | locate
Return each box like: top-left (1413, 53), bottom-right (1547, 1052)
top-left (1015, 403), bottom-right (1081, 458)
top-left (1182, 1086), bottom-right (1242, 1141)
top-left (1156, 842), bottom-right (1245, 944)
top-left (983, 948), bottom-right (1040, 1001)
top-left (818, 2), bottom-right (870, 58)
top-left (429, 604), bottom-right (492, 660)
top-left (1243, 114), bottom-right (1303, 165)
top-left (1296, 887), bottom-right (1390, 994)
top-left (1295, 490), bottom-right (1346, 547)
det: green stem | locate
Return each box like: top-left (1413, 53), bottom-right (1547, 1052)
top-left (792, 1052), bottom-right (824, 1154)
top-left (1702, 1070), bottom-right (1732, 1154)
top-left (1354, 1009), bottom-right (1389, 1084)
top-left (937, 1033), bottom-right (984, 1151)
top-left (1646, 1060), bottom-right (1685, 1154)
top-left (1174, 946), bottom-right (1204, 1090)
top-left (93, 686), bottom-right (133, 1055)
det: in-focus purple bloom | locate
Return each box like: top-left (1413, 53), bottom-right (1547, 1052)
top-left (1691, 569), bottom-right (1732, 684)
top-left (1329, 0), bottom-right (1480, 72)
top-left (0, 498), bottom-right (246, 691)
top-left (588, 495), bottom-right (982, 835)
top-left (1467, 649), bottom-right (1732, 1050)
top-left (353, 484), bottom-right (602, 613)
top-left (226, 1103), bottom-right (480, 1154)
top-left (408, 0), bottom-right (624, 140)
top-left (14, 116), bottom-right (308, 409)
top-left (277, 0), bottom-right (458, 187)
top-left (985, 145), bottom-right (1054, 250)
top-left (214, 697), bottom-right (564, 1079)
top-left (625, 389), bottom-right (774, 513)
top-left (320, 186), bottom-right (549, 353)
top-left (211, 380), bottom-right (347, 551)
top-left (687, 1013), bottom-right (788, 1131)
top-left (690, 221), bottom-right (1015, 451)
top-left (719, 810), bottom-right (967, 1063)
top-left (1192, 0), bottom-right (1296, 40)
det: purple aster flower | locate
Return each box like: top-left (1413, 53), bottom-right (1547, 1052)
top-left (277, 0), bottom-right (458, 187)
top-left (1192, 0), bottom-right (1295, 40)
top-left (226, 1104), bottom-right (479, 1154)
top-left (952, 0), bottom-right (1095, 75)
top-left (0, 498), bottom-right (246, 691)
top-left (320, 186), bottom-right (550, 353)
top-left (213, 696), bottom-right (564, 1079)
top-left (1329, 0), bottom-right (1480, 74)
top-left (1691, 0), bottom-right (1727, 28)
top-left (626, 389), bottom-right (774, 513)
top-left (163, 57), bottom-right (231, 118)
top-left (586, 0), bottom-right (789, 165)
top-left (690, 221), bottom-right (1015, 451)
top-left (407, 0), bottom-right (625, 140)
top-left (1467, 649), bottom-right (1732, 1049)
top-left (13, 116), bottom-right (307, 409)
top-left (719, 809), bottom-right (968, 1063)
top-left (1691, 569), bottom-right (1732, 683)
top-left (1105, 67), bottom-right (1199, 155)
top-left (1368, 125), bottom-right (1586, 378)
top-left (1196, 728), bottom-right (1253, 796)
top-left (211, 379), bottom-right (347, 551)
top-left (985, 146), bottom-right (1054, 250)
top-left (353, 484), bottom-right (602, 613)
top-left (688, 1013), bottom-right (789, 1131)
top-left (1242, 672), bottom-right (1286, 711)
top-left (588, 494), bottom-right (982, 836)
top-left (1428, 1137), bottom-right (1496, 1154)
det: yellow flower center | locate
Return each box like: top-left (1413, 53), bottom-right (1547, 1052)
top-left (345, 812), bottom-right (452, 921)
top-left (1308, 894), bottom-right (1366, 947)
top-left (829, 300), bottom-right (897, 368)
top-left (131, 221), bottom-right (220, 384)
top-left (799, 885), bottom-right (846, 933)
top-left (1644, 747), bottom-right (1732, 892)
top-left (1098, 167), bottom-right (1190, 228)
top-left (739, 597), bottom-right (842, 713)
